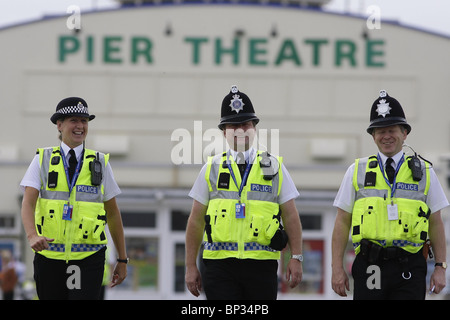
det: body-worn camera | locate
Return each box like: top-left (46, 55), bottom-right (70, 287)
top-left (408, 156), bottom-right (423, 181)
top-left (89, 152), bottom-right (103, 186)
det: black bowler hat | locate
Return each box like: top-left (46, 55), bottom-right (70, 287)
top-left (367, 90), bottom-right (411, 134)
top-left (218, 85), bottom-right (260, 130)
top-left (50, 97), bottom-right (95, 124)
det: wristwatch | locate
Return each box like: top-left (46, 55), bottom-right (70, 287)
top-left (117, 258), bottom-right (130, 264)
top-left (291, 254), bottom-right (303, 263)
top-left (435, 262), bottom-right (447, 269)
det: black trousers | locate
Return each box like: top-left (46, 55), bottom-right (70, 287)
top-left (203, 258), bottom-right (278, 300)
top-left (352, 249), bottom-right (426, 300)
top-left (33, 247), bottom-right (105, 300)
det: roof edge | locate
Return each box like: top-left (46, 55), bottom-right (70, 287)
top-left (0, 3), bottom-right (449, 40)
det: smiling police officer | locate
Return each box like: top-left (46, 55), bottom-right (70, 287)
top-left (185, 85), bottom-right (303, 299)
top-left (332, 90), bottom-right (448, 299)
top-left (20, 97), bottom-right (128, 300)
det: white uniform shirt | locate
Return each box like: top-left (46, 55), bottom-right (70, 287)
top-left (189, 148), bottom-right (299, 206)
top-left (20, 142), bottom-right (121, 202)
top-left (333, 151), bottom-right (449, 214)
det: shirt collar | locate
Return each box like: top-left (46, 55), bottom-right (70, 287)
top-left (60, 142), bottom-right (84, 160)
top-left (229, 147), bottom-right (256, 164)
top-left (378, 150), bottom-right (404, 168)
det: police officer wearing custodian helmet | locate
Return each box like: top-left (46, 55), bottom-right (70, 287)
top-left (332, 90), bottom-right (448, 299)
top-left (185, 85), bottom-right (303, 299)
top-left (20, 97), bottom-right (128, 299)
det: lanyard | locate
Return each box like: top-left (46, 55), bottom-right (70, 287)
top-left (377, 153), bottom-right (404, 199)
top-left (226, 153), bottom-right (252, 201)
top-left (60, 148), bottom-right (84, 194)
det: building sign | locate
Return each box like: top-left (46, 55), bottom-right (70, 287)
top-left (58, 34), bottom-right (385, 68)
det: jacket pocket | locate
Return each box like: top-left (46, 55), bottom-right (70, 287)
top-left (211, 208), bottom-right (232, 242)
top-left (74, 202), bottom-right (106, 243)
top-left (39, 206), bottom-right (62, 241)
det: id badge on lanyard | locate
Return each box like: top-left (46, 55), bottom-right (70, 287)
top-left (235, 203), bottom-right (246, 219)
top-left (227, 154), bottom-right (252, 219)
top-left (378, 154), bottom-right (404, 221)
top-left (63, 203), bottom-right (73, 221)
top-left (60, 148), bottom-right (83, 222)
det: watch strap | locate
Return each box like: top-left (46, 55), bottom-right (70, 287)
top-left (117, 258), bottom-right (129, 264)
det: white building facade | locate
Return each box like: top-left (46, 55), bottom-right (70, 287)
top-left (1, 2), bottom-right (450, 299)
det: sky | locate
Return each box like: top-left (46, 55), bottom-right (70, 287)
top-left (0, 0), bottom-right (449, 37)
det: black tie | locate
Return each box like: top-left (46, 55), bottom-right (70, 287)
top-left (68, 149), bottom-right (77, 181)
top-left (236, 152), bottom-right (246, 177)
top-left (385, 157), bottom-right (395, 184)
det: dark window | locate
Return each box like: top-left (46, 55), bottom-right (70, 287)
top-left (121, 211), bottom-right (156, 228)
top-left (171, 210), bottom-right (190, 231)
top-left (300, 214), bottom-right (322, 230)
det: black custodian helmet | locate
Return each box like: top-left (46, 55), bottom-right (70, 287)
top-left (218, 85), bottom-right (260, 130)
top-left (367, 90), bottom-right (411, 135)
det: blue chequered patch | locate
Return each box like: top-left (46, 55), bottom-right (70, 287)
top-left (203, 242), bottom-right (278, 252)
top-left (244, 242), bottom-right (277, 252)
top-left (393, 240), bottom-right (423, 247)
top-left (204, 242), bottom-right (238, 251)
top-left (48, 243), bottom-right (65, 252)
top-left (47, 243), bottom-right (105, 252)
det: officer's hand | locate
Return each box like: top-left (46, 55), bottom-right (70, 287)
top-left (28, 235), bottom-right (54, 252)
top-left (429, 267), bottom-right (446, 294)
top-left (185, 266), bottom-right (202, 297)
top-left (332, 266), bottom-right (349, 297)
top-left (111, 262), bottom-right (127, 288)
top-left (286, 259), bottom-right (303, 288)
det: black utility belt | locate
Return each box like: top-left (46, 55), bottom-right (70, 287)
top-left (359, 239), bottom-right (420, 264)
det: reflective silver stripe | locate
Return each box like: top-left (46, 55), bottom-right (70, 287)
top-left (47, 243), bottom-right (106, 252)
top-left (75, 188), bottom-right (103, 203)
top-left (355, 188), bottom-right (386, 201)
top-left (208, 155), bottom-right (222, 193)
top-left (395, 189), bottom-right (426, 202)
top-left (247, 190), bottom-right (278, 203)
top-left (210, 190), bottom-right (239, 200)
top-left (355, 156), bottom-right (427, 202)
top-left (40, 189), bottom-right (70, 201)
top-left (40, 148), bottom-right (54, 189)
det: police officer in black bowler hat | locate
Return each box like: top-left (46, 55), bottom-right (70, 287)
top-left (20, 97), bottom-right (128, 299)
top-left (332, 90), bottom-right (448, 299)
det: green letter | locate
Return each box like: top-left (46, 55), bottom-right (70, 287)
top-left (86, 35), bottom-right (94, 63)
top-left (184, 37), bottom-right (209, 65)
top-left (103, 36), bottom-right (123, 64)
top-left (59, 36), bottom-right (80, 63)
top-left (335, 40), bottom-right (356, 67)
top-left (366, 39), bottom-right (385, 67)
top-left (275, 39), bottom-right (301, 66)
top-left (131, 37), bottom-right (152, 64)
top-left (304, 39), bottom-right (328, 66)
top-left (215, 38), bottom-right (239, 65)
top-left (249, 38), bottom-right (268, 66)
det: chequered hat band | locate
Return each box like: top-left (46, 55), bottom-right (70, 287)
top-left (56, 102), bottom-right (89, 116)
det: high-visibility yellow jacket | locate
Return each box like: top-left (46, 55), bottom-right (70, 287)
top-left (203, 150), bottom-right (283, 260)
top-left (35, 146), bottom-right (109, 261)
top-left (351, 154), bottom-right (431, 254)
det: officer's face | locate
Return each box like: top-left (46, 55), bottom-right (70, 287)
top-left (372, 125), bottom-right (407, 157)
top-left (223, 121), bottom-right (256, 152)
top-left (57, 116), bottom-right (89, 148)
